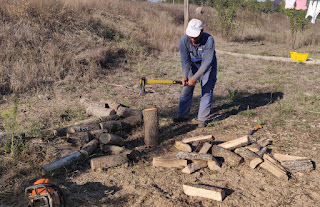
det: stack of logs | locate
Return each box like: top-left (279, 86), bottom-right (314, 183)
top-left (153, 134), bottom-right (315, 201)
top-left (42, 98), bottom-right (143, 174)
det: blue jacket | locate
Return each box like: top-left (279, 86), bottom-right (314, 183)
top-left (179, 32), bottom-right (216, 81)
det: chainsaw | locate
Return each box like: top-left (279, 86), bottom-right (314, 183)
top-left (25, 179), bottom-right (65, 207)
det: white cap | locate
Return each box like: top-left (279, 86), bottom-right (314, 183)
top-left (186, 19), bottom-right (203, 38)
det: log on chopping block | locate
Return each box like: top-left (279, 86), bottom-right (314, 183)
top-left (101, 145), bottom-right (132, 155)
top-left (91, 154), bottom-right (128, 171)
top-left (152, 157), bottom-right (188, 168)
top-left (199, 142), bottom-right (212, 154)
top-left (176, 151), bottom-right (213, 161)
top-left (175, 141), bottom-right (192, 152)
top-left (218, 135), bottom-right (251, 150)
top-left (211, 146), bottom-right (243, 166)
top-left (117, 106), bottom-right (143, 118)
top-left (234, 147), bottom-right (263, 169)
top-left (183, 183), bottom-right (225, 201)
top-left (208, 158), bottom-right (221, 171)
top-left (182, 160), bottom-right (207, 174)
top-left (182, 135), bottom-right (214, 144)
top-left (142, 108), bottom-right (159, 146)
top-left (86, 105), bottom-right (116, 118)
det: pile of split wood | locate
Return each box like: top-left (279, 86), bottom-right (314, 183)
top-left (152, 134), bottom-right (315, 201)
top-left (41, 98), bottom-right (143, 174)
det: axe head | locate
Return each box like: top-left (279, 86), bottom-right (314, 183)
top-left (139, 77), bottom-right (146, 96)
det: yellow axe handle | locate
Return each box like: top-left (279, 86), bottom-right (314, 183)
top-left (144, 79), bottom-right (181, 85)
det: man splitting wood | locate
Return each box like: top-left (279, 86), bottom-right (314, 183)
top-left (173, 19), bottom-right (217, 128)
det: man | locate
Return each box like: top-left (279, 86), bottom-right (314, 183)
top-left (173, 19), bottom-right (217, 128)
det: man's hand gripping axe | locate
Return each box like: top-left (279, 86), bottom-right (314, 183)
top-left (139, 77), bottom-right (182, 95)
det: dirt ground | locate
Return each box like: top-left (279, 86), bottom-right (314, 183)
top-left (0, 50), bottom-right (319, 207)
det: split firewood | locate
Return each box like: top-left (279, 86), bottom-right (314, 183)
top-left (211, 146), bottom-right (243, 166)
top-left (193, 142), bottom-right (204, 152)
top-left (234, 147), bottom-right (263, 169)
top-left (182, 135), bottom-right (214, 144)
top-left (218, 135), bottom-right (251, 150)
top-left (91, 154), bottom-right (128, 171)
top-left (199, 142), bottom-right (212, 154)
top-left (174, 141), bottom-right (192, 152)
top-left (152, 157), bottom-right (188, 168)
top-left (256, 147), bottom-right (269, 157)
top-left (176, 151), bottom-right (213, 161)
top-left (182, 160), bottom-right (207, 174)
top-left (143, 108), bottom-right (159, 146)
top-left (117, 106), bottom-right (143, 118)
top-left (86, 105), bottom-right (116, 118)
top-left (42, 139), bottom-right (99, 173)
top-left (207, 159), bottom-right (221, 171)
top-left (259, 154), bottom-right (289, 180)
top-left (245, 143), bottom-right (262, 152)
top-left (183, 183), bottom-right (225, 201)
top-left (257, 137), bottom-right (272, 147)
top-left (273, 153), bottom-right (308, 161)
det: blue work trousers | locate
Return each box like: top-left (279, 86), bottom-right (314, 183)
top-left (177, 62), bottom-right (217, 122)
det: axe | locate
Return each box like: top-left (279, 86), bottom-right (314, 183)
top-left (139, 77), bottom-right (182, 95)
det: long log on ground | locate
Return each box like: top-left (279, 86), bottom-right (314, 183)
top-left (183, 183), bottom-right (225, 201)
top-left (74, 115), bottom-right (119, 125)
top-left (280, 159), bottom-right (314, 173)
top-left (99, 121), bottom-right (130, 132)
top-left (273, 153), bottom-right (308, 161)
top-left (182, 135), bottom-right (214, 144)
top-left (234, 147), bottom-right (263, 169)
top-left (86, 105), bottom-right (116, 118)
top-left (182, 160), bottom-right (207, 174)
top-left (211, 146), bottom-right (243, 166)
top-left (175, 141), bottom-right (192, 152)
top-left (176, 151), bottom-right (213, 161)
top-left (143, 108), bottom-right (159, 146)
top-left (91, 154), bottom-right (128, 171)
top-left (218, 135), bottom-right (251, 150)
top-left (207, 158), bottom-right (221, 171)
top-left (152, 157), bottom-right (188, 168)
top-left (68, 123), bottom-right (101, 134)
top-left (199, 142), bottom-right (212, 154)
top-left (101, 145), bottom-right (132, 155)
top-left (42, 151), bottom-right (84, 173)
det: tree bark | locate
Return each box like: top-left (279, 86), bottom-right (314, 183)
top-left (117, 106), bottom-right (142, 118)
top-left (142, 108), bottom-right (159, 146)
top-left (211, 146), bottom-right (243, 166)
top-left (66, 131), bottom-right (91, 146)
top-left (280, 159), bottom-right (314, 173)
top-left (273, 153), bottom-right (308, 161)
top-left (100, 133), bottom-right (125, 146)
top-left (234, 147), bottom-right (263, 169)
top-left (99, 121), bottom-right (129, 132)
top-left (152, 157), bottom-right (188, 168)
top-left (86, 105), bottom-right (116, 118)
top-left (176, 151), bottom-right (213, 161)
top-left (101, 145), bottom-right (132, 155)
top-left (183, 183), bottom-right (225, 201)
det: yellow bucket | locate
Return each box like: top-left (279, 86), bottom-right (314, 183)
top-left (290, 52), bottom-right (309, 61)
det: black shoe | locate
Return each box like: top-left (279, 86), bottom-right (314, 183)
top-left (172, 117), bottom-right (189, 123)
top-left (198, 121), bottom-right (207, 128)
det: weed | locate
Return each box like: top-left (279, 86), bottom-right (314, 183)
top-left (207, 120), bottom-right (221, 127)
top-left (227, 89), bottom-right (239, 101)
top-left (110, 91), bottom-right (119, 97)
top-left (103, 84), bottom-right (112, 91)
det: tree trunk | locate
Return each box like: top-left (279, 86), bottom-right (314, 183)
top-left (142, 108), bottom-right (159, 146)
top-left (234, 147), bottom-right (263, 169)
top-left (211, 146), bottom-right (243, 166)
top-left (207, 159), bottom-right (221, 171)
